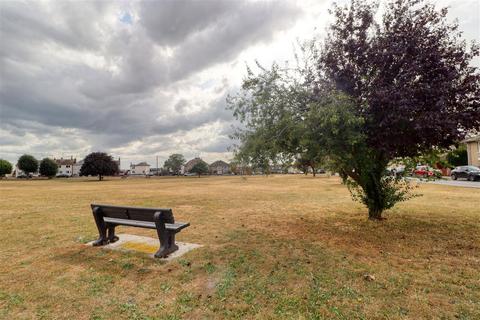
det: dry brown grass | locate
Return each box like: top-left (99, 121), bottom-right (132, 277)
top-left (0, 175), bottom-right (479, 319)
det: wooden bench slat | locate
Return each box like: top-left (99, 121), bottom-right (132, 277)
top-left (103, 217), bottom-right (189, 232)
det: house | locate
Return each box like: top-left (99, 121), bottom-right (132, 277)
top-left (54, 157), bottom-right (76, 176)
top-left (463, 135), bottom-right (480, 167)
top-left (72, 160), bottom-right (83, 176)
top-left (13, 165), bottom-right (39, 177)
top-left (130, 162), bottom-right (150, 175)
top-left (231, 163), bottom-right (252, 175)
top-left (209, 160), bottom-right (230, 175)
top-left (184, 158), bottom-right (204, 173)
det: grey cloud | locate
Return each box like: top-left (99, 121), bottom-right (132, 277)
top-left (0, 2), bottom-right (111, 58)
top-left (140, 1), bottom-right (238, 46)
top-left (0, 0), bottom-right (298, 161)
top-left (202, 135), bottom-right (232, 153)
top-left (167, 1), bottom-right (302, 80)
top-left (174, 99), bottom-right (188, 112)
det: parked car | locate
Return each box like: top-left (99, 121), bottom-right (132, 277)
top-left (56, 174), bottom-right (70, 178)
top-left (387, 165), bottom-right (405, 176)
top-left (412, 165), bottom-right (435, 177)
top-left (451, 166), bottom-right (480, 181)
top-left (183, 172), bottom-right (197, 176)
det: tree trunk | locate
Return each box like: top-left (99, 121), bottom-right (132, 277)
top-left (311, 166), bottom-right (316, 177)
top-left (368, 208), bottom-right (384, 220)
top-left (365, 167), bottom-right (386, 220)
top-left (98, 175), bottom-right (103, 181)
top-left (346, 159), bottom-right (388, 221)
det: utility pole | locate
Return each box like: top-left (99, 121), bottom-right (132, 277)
top-left (156, 156), bottom-right (159, 176)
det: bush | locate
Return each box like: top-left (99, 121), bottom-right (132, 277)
top-left (0, 159), bottom-right (13, 177)
top-left (447, 146), bottom-right (468, 167)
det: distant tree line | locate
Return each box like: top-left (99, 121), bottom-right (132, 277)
top-left (0, 152), bottom-right (119, 181)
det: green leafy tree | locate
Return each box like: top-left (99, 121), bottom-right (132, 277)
top-left (233, 132), bottom-right (276, 175)
top-left (229, 56), bottom-right (319, 176)
top-left (447, 146), bottom-right (468, 167)
top-left (80, 152), bottom-right (119, 181)
top-left (39, 158), bottom-right (58, 178)
top-left (0, 159), bottom-right (13, 177)
top-left (309, 93), bottom-right (417, 217)
top-left (229, 0), bottom-right (479, 220)
top-left (318, 0), bottom-right (479, 218)
top-left (17, 154), bottom-right (38, 177)
top-left (189, 160), bottom-right (209, 177)
top-left (163, 154), bottom-right (186, 175)
top-left (296, 152), bottom-right (322, 177)
top-left (294, 157), bottom-right (310, 175)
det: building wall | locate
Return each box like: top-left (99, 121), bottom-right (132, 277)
top-left (72, 164), bottom-right (81, 176)
top-left (467, 141), bottom-right (480, 166)
top-left (57, 164), bottom-right (73, 176)
top-left (130, 165), bottom-right (150, 175)
top-left (14, 166), bottom-right (39, 177)
top-left (185, 158), bottom-right (202, 173)
top-left (210, 165), bottom-right (229, 175)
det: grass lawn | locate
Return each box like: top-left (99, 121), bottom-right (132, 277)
top-left (1, 175), bottom-right (479, 319)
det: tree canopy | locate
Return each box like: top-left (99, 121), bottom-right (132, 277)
top-left (189, 160), bottom-right (209, 177)
top-left (228, 0), bottom-right (479, 220)
top-left (320, 0), bottom-right (479, 157)
top-left (0, 159), bottom-right (12, 177)
top-left (80, 152), bottom-right (119, 181)
top-left (446, 146), bottom-right (468, 167)
top-left (39, 158), bottom-right (58, 178)
top-left (17, 154), bottom-right (38, 176)
top-left (164, 154), bottom-right (186, 175)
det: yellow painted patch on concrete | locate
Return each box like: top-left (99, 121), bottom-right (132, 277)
top-left (121, 241), bottom-right (157, 254)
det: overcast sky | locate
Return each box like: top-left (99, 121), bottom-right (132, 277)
top-left (1, 0), bottom-right (478, 168)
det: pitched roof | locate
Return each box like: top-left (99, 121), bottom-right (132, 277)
top-left (463, 135), bottom-right (480, 143)
top-left (133, 162), bottom-right (150, 166)
top-left (54, 158), bottom-right (76, 165)
top-left (185, 157), bottom-right (203, 166)
top-left (209, 160), bottom-right (229, 168)
top-left (184, 158), bottom-right (205, 171)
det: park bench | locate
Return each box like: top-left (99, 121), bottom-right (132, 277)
top-left (90, 204), bottom-right (190, 258)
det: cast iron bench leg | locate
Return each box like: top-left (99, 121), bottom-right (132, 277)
top-left (92, 207), bottom-right (108, 246)
top-left (154, 231), bottom-right (178, 258)
top-left (154, 211), bottom-right (179, 258)
top-left (107, 225), bottom-right (119, 243)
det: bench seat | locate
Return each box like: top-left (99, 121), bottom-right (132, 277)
top-left (90, 204), bottom-right (190, 258)
top-left (103, 217), bottom-right (190, 231)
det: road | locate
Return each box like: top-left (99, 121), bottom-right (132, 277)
top-left (408, 178), bottom-right (480, 189)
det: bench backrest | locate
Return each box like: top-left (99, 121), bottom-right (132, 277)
top-left (91, 204), bottom-right (174, 223)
